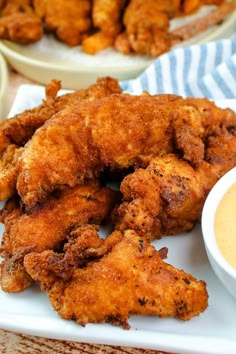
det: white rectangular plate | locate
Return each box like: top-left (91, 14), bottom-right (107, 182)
top-left (0, 90), bottom-right (236, 354)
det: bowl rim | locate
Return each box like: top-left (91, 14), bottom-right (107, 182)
top-left (0, 40), bottom-right (153, 74)
top-left (202, 167), bottom-right (236, 278)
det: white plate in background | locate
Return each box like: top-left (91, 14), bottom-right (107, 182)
top-left (0, 91), bottom-right (236, 353)
top-left (0, 5), bottom-right (235, 90)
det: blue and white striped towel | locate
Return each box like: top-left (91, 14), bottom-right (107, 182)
top-left (121, 37), bottom-right (236, 98)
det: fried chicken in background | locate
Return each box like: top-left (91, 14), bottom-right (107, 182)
top-left (24, 227), bottom-right (208, 328)
top-left (33, 0), bottom-right (92, 46)
top-left (16, 93), bottom-right (182, 209)
top-left (114, 0), bottom-right (232, 56)
top-left (114, 0), bottom-right (173, 57)
top-left (0, 181), bottom-right (117, 292)
top-left (0, 0), bottom-right (43, 44)
top-left (0, 77), bottom-right (122, 201)
top-left (0, 0), bottom-right (233, 55)
top-left (15, 93), bottom-right (236, 210)
top-left (82, 0), bottom-right (127, 54)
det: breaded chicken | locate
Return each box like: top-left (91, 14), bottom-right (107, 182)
top-left (115, 0), bottom-right (173, 57)
top-left (33, 0), bottom-right (92, 46)
top-left (113, 127), bottom-right (236, 240)
top-left (82, 0), bottom-right (127, 54)
top-left (0, 12), bottom-right (43, 44)
top-left (24, 227), bottom-right (208, 328)
top-left (113, 154), bottom-right (218, 240)
top-left (0, 77), bottom-right (122, 200)
top-left (16, 94), bottom-right (181, 209)
top-left (16, 94), bottom-right (236, 209)
top-left (0, 0), bottom-right (43, 44)
top-left (0, 181), bottom-right (117, 292)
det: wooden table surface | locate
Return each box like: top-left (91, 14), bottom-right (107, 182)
top-left (0, 68), bottom-right (177, 354)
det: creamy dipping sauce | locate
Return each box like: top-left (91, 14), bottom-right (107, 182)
top-left (214, 183), bottom-right (236, 269)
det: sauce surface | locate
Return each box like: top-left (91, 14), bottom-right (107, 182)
top-left (214, 183), bottom-right (236, 269)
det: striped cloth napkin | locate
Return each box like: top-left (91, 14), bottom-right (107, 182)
top-left (121, 36), bottom-right (236, 98)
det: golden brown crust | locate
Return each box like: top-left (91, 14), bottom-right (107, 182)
top-left (24, 228), bottom-right (208, 327)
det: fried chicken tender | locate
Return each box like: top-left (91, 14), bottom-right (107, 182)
top-left (115, 0), bottom-right (174, 57)
top-left (24, 227), bottom-right (208, 328)
top-left (0, 0), bottom-right (44, 44)
top-left (16, 94), bottom-right (236, 210)
top-left (0, 77), bottom-right (122, 200)
top-left (113, 154), bottom-right (218, 240)
top-left (33, 0), bottom-right (92, 46)
top-left (113, 125), bottom-right (236, 240)
top-left (16, 94), bottom-right (182, 209)
top-left (0, 181), bottom-right (117, 292)
top-left (0, 12), bottom-right (43, 44)
top-left (82, 0), bottom-right (127, 54)
top-left (115, 0), bottom-right (233, 56)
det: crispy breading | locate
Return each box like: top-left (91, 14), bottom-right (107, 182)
top-left (113, 154), bottom-right (218, 240)
top-left (0, 77), bottom-right (122, 200)
top-left (113, 126), bottom-right (236, 240)
top-left (0, 12), bottom-right (43, 44)
top-left (24, 227), bottom-right (208, 328)
top-left (115, 0), bottom-right (172, 57)
top-left (82, 0), bottom-right (127, 54)
top-left (0, 181), bottom-right (117, 292)
top-left (16, 94), bottom-right (236, 209)
top-left (16, 94), bottom-right (182, 209)
top-left (33, 0), bottom-right (92, 46)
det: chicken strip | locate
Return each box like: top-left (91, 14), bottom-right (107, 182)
top-left (113, 126), bottom-right (236, 240)
top-left (24, 227), bottom-right (208, 328)
top-left (113, 154), bottom-right (218, 240)
top-left (33, 0), bottom-right (92, 46)
top-left (0, 77), bottom-right (122, 200)
top-left (16, 93), bottom-right (181, 209)
top-left (0, 181), bottom-right (117, 292)
top-left (16, 94), bottom-right (236, 209)
top-left (0, 0), bottom-right (43, 44)
top-left (115, 0), bottom-right (173, 57)
top-left (82, 0), bottom-right (127, 54)
top-left (0, 12), bottom-right (43, 44)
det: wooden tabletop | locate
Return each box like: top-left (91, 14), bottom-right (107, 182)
top-left (0, 68), bottom-right (176, 354)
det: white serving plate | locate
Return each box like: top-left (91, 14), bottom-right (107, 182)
top-left (0, 52), bottom-right (8, 120)
top-left (0, 5), bottom-right (235, 90)
top-left (0, 90), bottom-right (236, 353)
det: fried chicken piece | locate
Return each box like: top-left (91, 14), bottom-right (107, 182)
top-left (0, 0), bottom-right (43, 44)
top-left (82, 0), bottom-right (127, 54)
top-left (113, 154), bottom-right (218, 240)
top-left (33, 0), bottom-right (92, 46)
top-left (16, 94), bottom-right (179, 208)
top-left (0, 77), bottom-right (121, 151)
top-left (114, 126), bottom-right (236, 240)
top-left (0, 181), bottom-right (117, 292)
top-left (24, 227), bottom-right (208, 328)
top-left (0, 144), bottom-right (23, 200)
top-left (16, 94), bottom-right (236, 209)
top-left (1, 0), bottom-right (32, 15)
top-left (115, 0), bottom-right (173, 57)
top-left (0, 12), bottom-right (43, 44)
top-left (0, 77), bottom-right (122, 200)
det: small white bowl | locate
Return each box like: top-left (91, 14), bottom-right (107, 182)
top-left (202, 167), bottom-right (236, 299)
